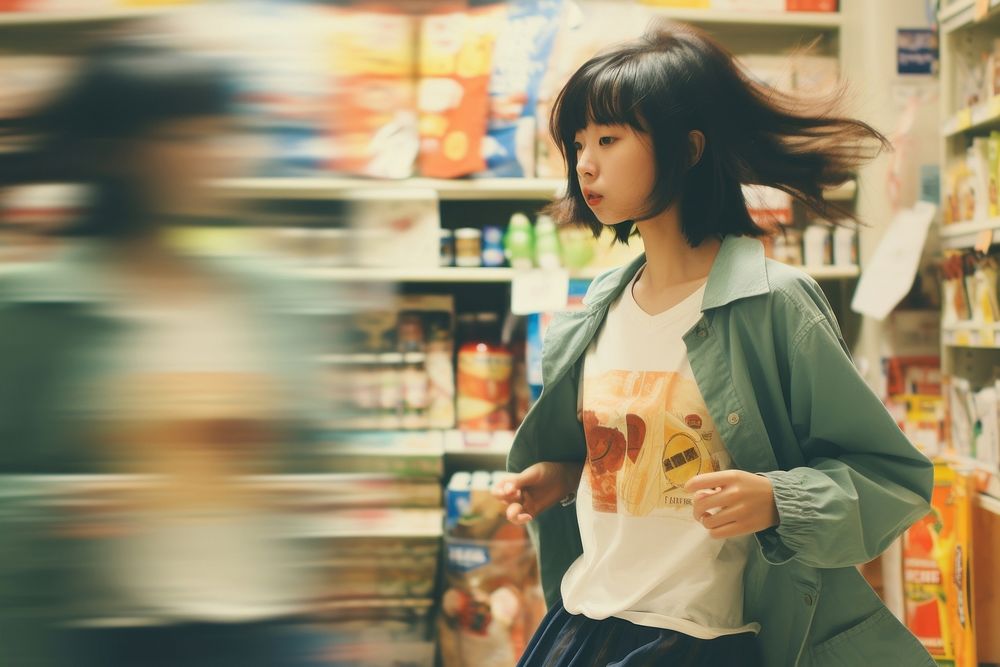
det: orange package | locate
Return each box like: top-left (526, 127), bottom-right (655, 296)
top-left (903, 462), bottom-right (977, 667)
top-left (328, 5), bottom-right (419, 178)
top-left (418, 2), bottom-right (507, 178)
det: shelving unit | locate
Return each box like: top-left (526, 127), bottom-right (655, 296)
top-left (291, 264), bottom-right (859, 284)
top-left (938, 0), bottom-right (1000, 35)
top-left (0, 8), bottom-right (165, 28)
top-left (942, 322), bottom-right (1000, 348)
top-left (938, 217), bottom-right (1000, 248)
top-left (212, 177), bottom-right (857, 202)
top-left (936, 2), bottom-right (1000, 661)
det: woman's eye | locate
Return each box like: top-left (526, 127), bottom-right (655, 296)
top-left (599, 136), bottom-right (616, 146)
top-left (573, 142), bottom-right (583, 151)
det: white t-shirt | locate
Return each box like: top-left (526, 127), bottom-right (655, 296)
top-left (560, 268), bottom-right (760, 639)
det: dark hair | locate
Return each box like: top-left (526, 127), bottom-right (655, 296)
top-left (545, 21), bottom-right (890, 246)
top-left (0, 39), bottom-right (232, 238)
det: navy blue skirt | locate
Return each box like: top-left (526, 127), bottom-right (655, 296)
top-left (517, 600), bottom-right (761, 667)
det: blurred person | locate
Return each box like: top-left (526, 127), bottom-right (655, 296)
top-left (0, 39), bottom-right (325, 666)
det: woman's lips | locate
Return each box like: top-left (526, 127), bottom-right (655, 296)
top-left (584, 190), bottom-right (604, 206)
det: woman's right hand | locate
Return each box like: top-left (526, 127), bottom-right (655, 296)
top-left (492, 461), bottom-right (585, 525)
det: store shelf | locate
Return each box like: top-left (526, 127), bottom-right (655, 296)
top-left (942, 322), bottom-right (1000, 348)
top-left (293, 266), bottom-right (605, 283)
top-left (825, 180), bottom-right (857, 202)
top-left (802, 265), bottom-right (860, 279)
top-left (938, 0), bottom-right (1000, 34)
top-left (443, 430), bottom-right (514, 458)
top-left (211, 177), bottom-right (566, 201)
top-left (939, 218), bottom-right (1000, 249)
top-left (0, 9), bottom-right (162, 27)
top-left (295, 264), bottom-right (858, 283)
top-left (295, 508), bottom-right (444, 539)
top-left (212, 176), bottom-right (855, 202)
top-left (942, 96), bottom-right (1000, 137)
top-left (647, 8), bottom-right (841, 28)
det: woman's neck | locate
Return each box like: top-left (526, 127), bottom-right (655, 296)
top-left (634, 209), bottom-right (721, 289)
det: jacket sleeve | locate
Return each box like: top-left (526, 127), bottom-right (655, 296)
top-left (755, 310), bottom-right (934, 569)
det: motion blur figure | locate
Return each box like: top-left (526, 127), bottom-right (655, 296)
top-left (0, 39), bottom-right (324, 666)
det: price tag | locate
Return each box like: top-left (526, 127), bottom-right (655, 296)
top-left (511, 269), bottom-right (570, 315)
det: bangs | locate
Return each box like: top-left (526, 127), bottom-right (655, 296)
top-left (551, 53), bottom-right (650, 153)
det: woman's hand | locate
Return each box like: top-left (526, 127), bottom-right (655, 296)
top-left (492, 462), bottom-right (585, 525)
top-left (685, 470), bottom-right (779, 539)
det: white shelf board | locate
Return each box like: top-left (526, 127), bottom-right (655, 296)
top-left (942, 96), bottom-right (1000, 137)
top-left (938, 0), bottom-right (1000, 33)
top-left (443, 430), bottom-right (514, 457)
top-left (802, 265), bottom-right (860, 280)
top-left (212, 177), bottom-right (565, 201)
top-left (211, 177), bottom-right (854, 202)
top-left (942, 322), bottom-right (1000, 348)
top-left (293, 264), bottom-right (858, 283)
top-left (938, 218), bottom-right (1000, 249)
top-left (0, 8), bottom-right (166, 27)
top-left (826, 180), bottom-right (856, 202)
top-left (647, 8), bottom-right (841, 28)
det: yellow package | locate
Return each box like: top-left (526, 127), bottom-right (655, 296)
top-left (991, 131), bottom-right (1000, 218)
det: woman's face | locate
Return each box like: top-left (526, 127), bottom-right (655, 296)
top-left (573, 123), bottom-right (656, 225)
top-left (135, 115), bottom-right (233, 216)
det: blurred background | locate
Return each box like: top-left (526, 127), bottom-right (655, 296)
top-left (4, 1), bottom-right (1000, 667)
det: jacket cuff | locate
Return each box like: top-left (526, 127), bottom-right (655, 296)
top-left (753, 471), bottom-right (811, 565)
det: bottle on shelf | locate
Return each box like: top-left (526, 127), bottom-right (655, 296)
top-left (457, 312), bottom-right (513, 432)
top-left (504, 213), bottom-right (535, 270)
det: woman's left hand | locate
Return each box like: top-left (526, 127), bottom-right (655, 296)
top-left (685, 470), bottom-right (779, 539)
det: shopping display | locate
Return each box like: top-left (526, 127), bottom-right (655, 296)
top-left (5, 2), bottom-right (1000, 666)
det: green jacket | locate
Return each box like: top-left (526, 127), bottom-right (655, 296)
top-left (507, 235), bottom-right (935, 667)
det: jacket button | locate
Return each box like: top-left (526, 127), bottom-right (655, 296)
top-left (804, 593), bottom-right (814, 606)
top-left (727, 412), bottom-right (740, 425)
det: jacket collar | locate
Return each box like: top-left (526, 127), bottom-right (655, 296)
top-left (582, 235), bottom-right (771, 312)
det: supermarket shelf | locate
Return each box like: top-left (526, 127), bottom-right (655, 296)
top-left (648, 8), bottom-right (841, 28)
top-left (294, 264), bottom-right (858, 283)
top-left (293, 266), bottom-right (609, 283)
top-left (939, 218), bottom-right (1000, 249)
top-left (212, 177), bottom-right (565, 201)
top-left (212, 177), bottom-right (855, 202)
top-left (295, 508), bottom-right (444, 539)
top-left (802, 265), bottom-right (860, 279)
top-left (942, 322), bottom-right (1000, 348)
top-left (942, 96), bottom-right (1000, 137)
top-left (938, 0), bottom-right (1000, 34)
top-left (443, 430), bottom-right (513, 457)
top-left (0, 8), bottom-right (167, 28)
top-left (825, 180), bottom-right (856, 202)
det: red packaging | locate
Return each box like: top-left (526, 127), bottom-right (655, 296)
top-left (786, 0), bottom-right (838, 11)
top-left (418, 3), bottom-right (506, 178)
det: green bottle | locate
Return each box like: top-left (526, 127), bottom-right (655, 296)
top-left (504, 213), bottom-right (535, 270)
top-left (534, 214), bottom-right (562, 270)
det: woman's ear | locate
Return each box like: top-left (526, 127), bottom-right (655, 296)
top-left (688, 130), bottom-right (705, 167)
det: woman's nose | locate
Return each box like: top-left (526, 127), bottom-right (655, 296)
top-left (576, 150), bottom-right (596, 180)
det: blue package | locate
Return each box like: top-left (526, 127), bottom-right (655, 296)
top-left (479, 0), bottom-right (563, 178)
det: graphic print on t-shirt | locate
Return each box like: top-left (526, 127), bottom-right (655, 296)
top-left (581, 369), bottom-right (727, 516)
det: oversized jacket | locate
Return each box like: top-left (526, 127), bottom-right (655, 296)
top-left (507, 235), bottom-right (936, 667)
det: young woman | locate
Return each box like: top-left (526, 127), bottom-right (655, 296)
top-left (494, 22), bottom-right (935, 667)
